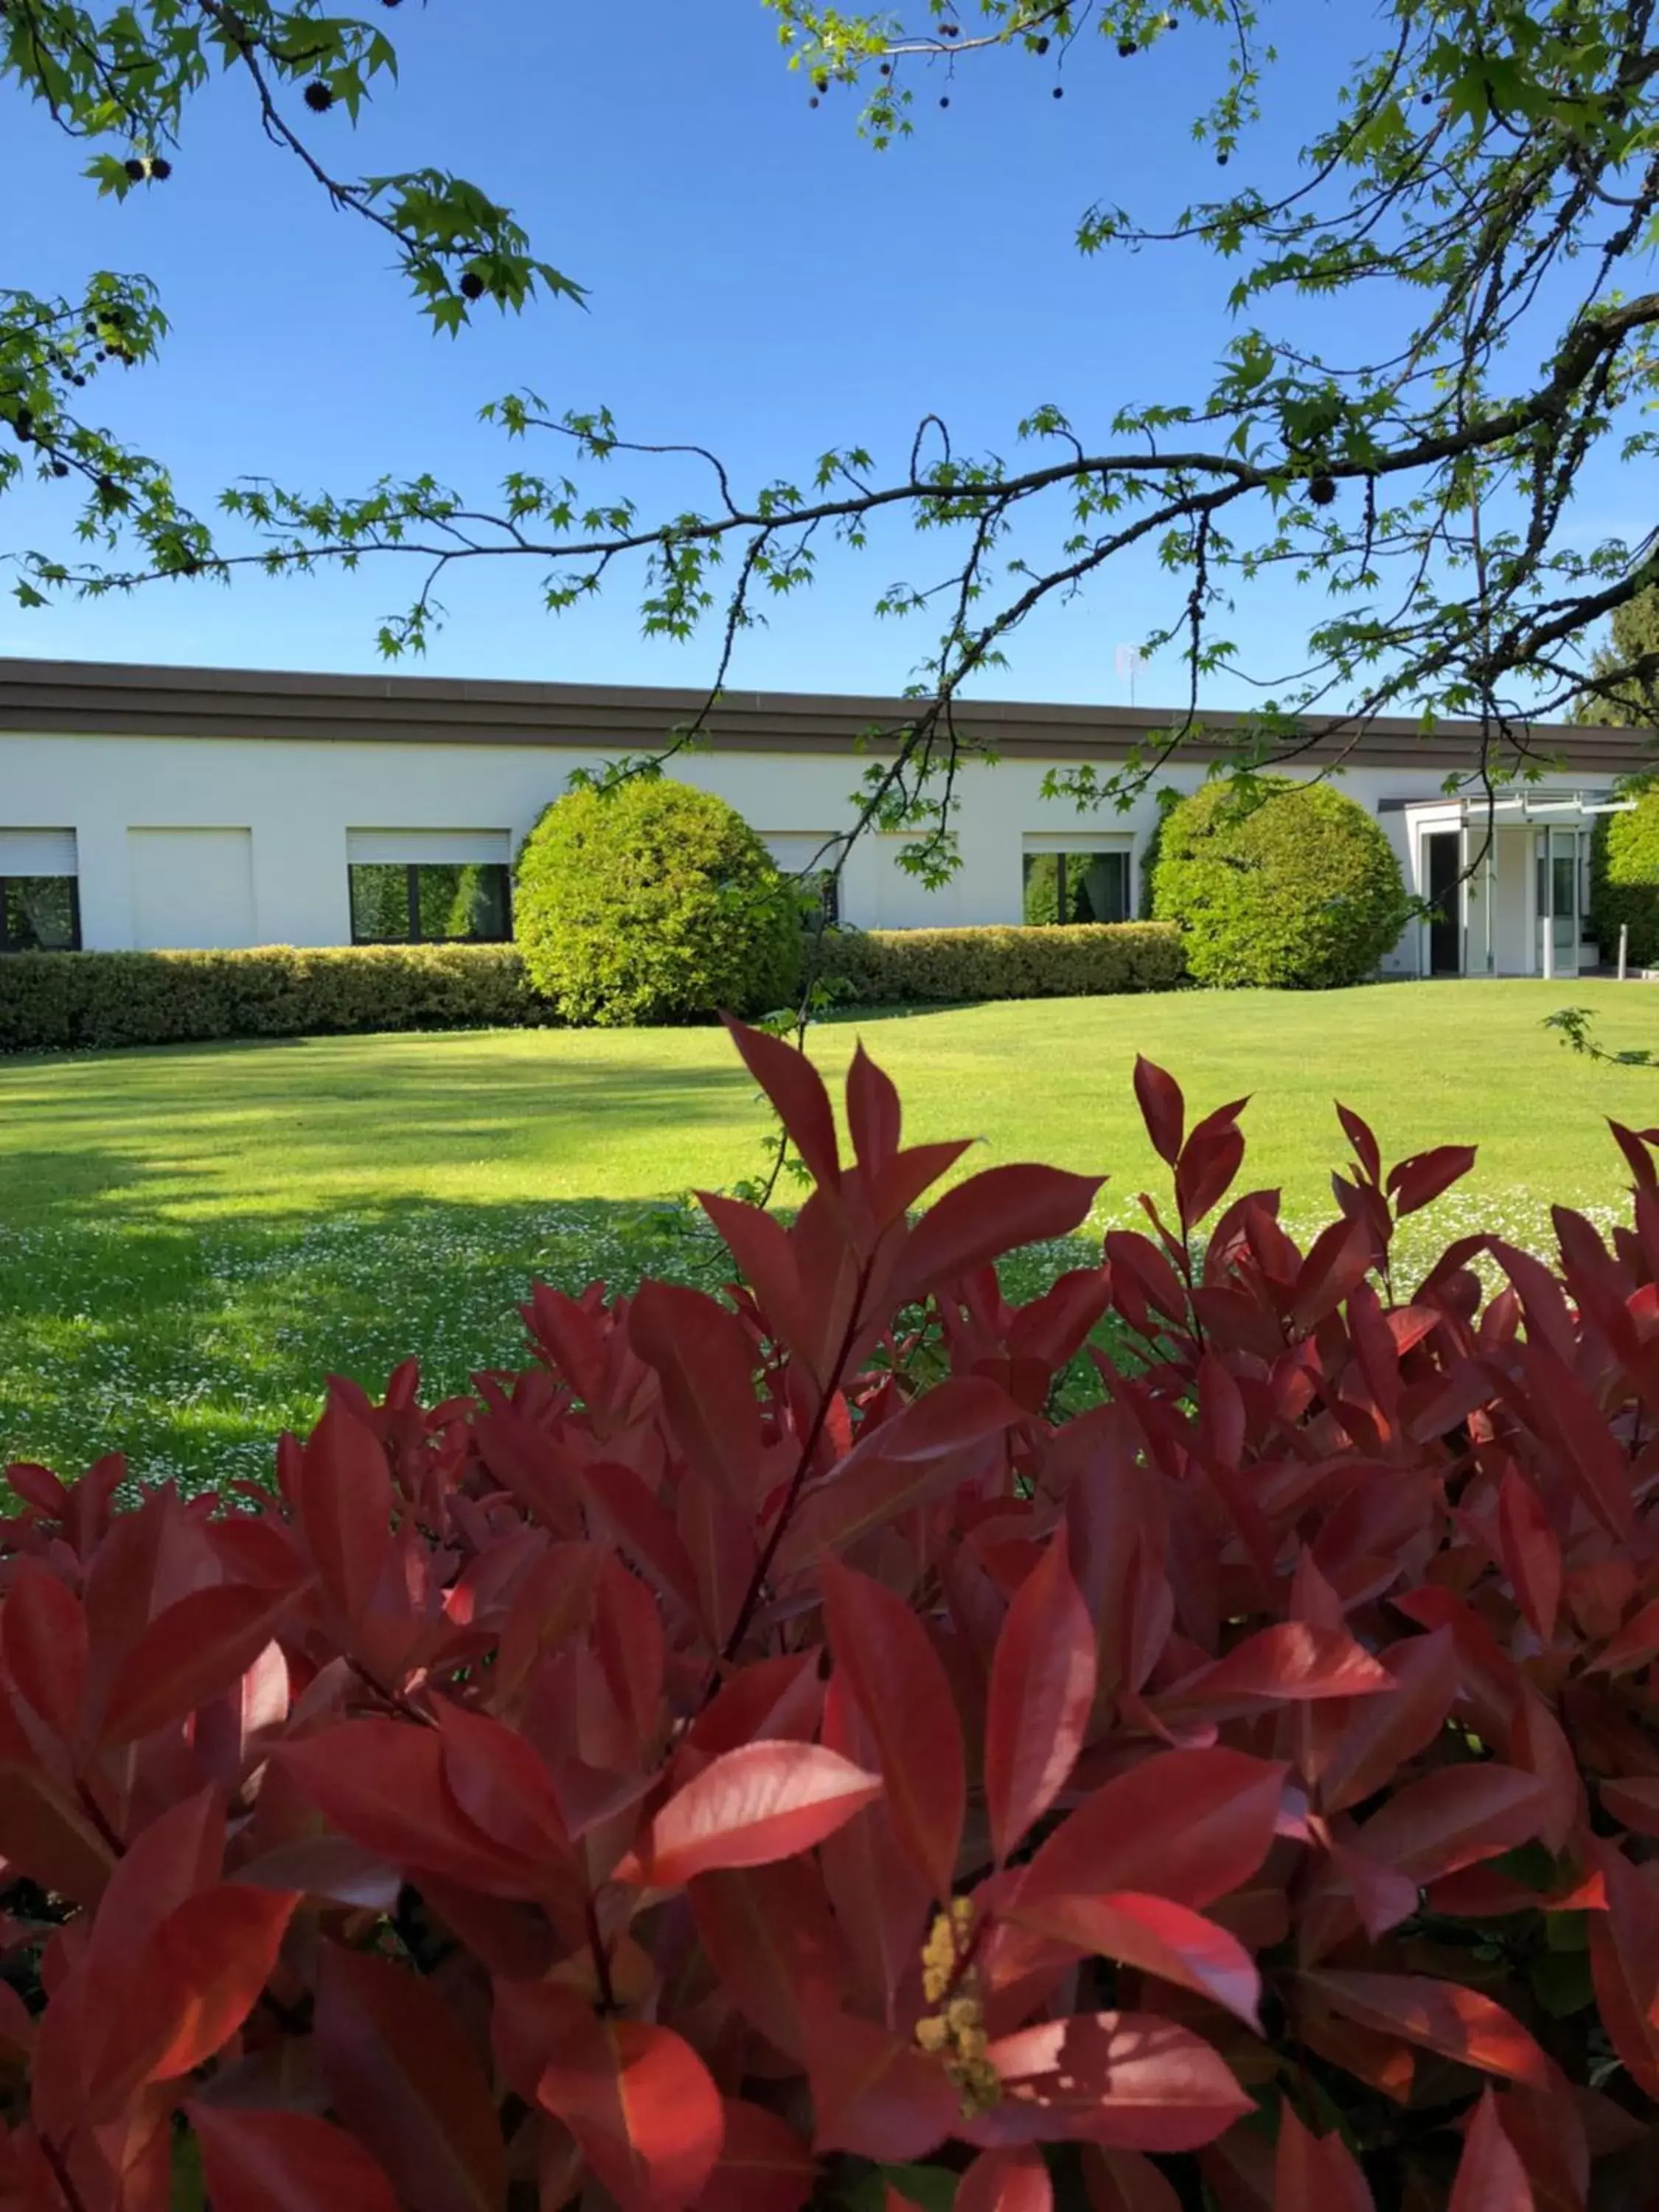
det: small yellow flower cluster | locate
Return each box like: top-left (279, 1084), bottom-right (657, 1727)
top-left (914, 1899), bottom-right (1001, 2118)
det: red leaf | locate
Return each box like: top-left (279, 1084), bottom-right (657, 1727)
top-left (1350, 1766), bottom-right (1552, 1888)
top-left (984, 1534), bottom-right (1097, 1864)
top-left (847, 1043), bottom-right (902, 1175)
top-left (1290, 1217), bottom-right (1376, 1334)
top-left (1134, 1060), bottom-right (1185, 1168)
top-left (1011, 1889), bottom-right (1262, 2028)
top-left (1307, 1629), bottom-right (1458, 1813)
top-left (1302, 1972), bottom-right (1552, 2088)
top-left (295, 1398), bottom-right (394, 1632)
top-left (1273, 2106), bottom-right (1374, 2212)
top-left (821, 1559), bottom-right (965, 1899)
top-left (100, 1884), bottom-right (299, 2099)
top-left (189, 2105), bottom-right (400, 2212)
top-left (1, 1560), bottom-right (85, 1741)
top-left (700, 2101), bottom-right (818, 2212)
top-left (892, 1164), bottom-right (1104, 1304)
top-left (1081, 2148), bottom-right (1183, 2212)
top-left (725, 1019), bottom-right (842, 1192)
top-left (1450, 2090), bottom-right (1534, 2212)
top-left (1176, 1120), bottom-right (1247, 1234)
top-left (278, 1720), bottom-right (532, 1897)
top-left (779, 1377), bottom-right (1023, 1570)
top-left (803, 2008), bottom-right (959, 2161)
top-left (1021, 1748), bottom-right (1287, 1912)
top-left (1155, 1623), bottom-right (1394, 1719)
top-left (969, 2012), bottom-right (1251, 2152)
top-left (1387, 1144), bottom-right (1478, 1217)
top-left (316, 1942), bottom-right (507, 2212)
top-left (1337, 1105), bottom-right (1382, 1189)
top-left (689, 1858), bottom-right (844, 2063)
top-left (617, 1741), bottom-right (883, 1887)
top-left (534, 1997), bottom-right (726, 2212)
top-left (98, 1584), bottom-right (292, 1748)
top-left (628, 1283), bottom-right (764, 1509)
top-left (1587, 1848), bottom-right (1659, 2098)
top-left (957, 2146), bottom-right (1052, 2212)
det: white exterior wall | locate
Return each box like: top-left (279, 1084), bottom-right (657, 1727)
top-left (0, 726), bottom-right (1617, 963)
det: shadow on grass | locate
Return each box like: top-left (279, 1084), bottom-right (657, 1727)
top-left (0, 1186), bottom-right (1107, 1496)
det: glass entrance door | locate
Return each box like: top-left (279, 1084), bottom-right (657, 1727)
top-left (1534, 827), bottom-right (1580, 978)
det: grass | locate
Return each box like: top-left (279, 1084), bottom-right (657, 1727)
top-left (1, 978), bottom-right (1655, 1489)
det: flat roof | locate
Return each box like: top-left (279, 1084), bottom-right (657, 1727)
top-left (0, 656), bottom-right (1649, 773)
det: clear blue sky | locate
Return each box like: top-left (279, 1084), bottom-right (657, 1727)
top-left (0, 1), bottom-right (1639, 706)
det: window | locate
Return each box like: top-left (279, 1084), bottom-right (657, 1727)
top-left (1022, 846), bottom-right (1130, 926)
top-left (762, 833), bottom-right (845, 925)
top-left (345, 831), bottom-right (512, 945)
top-left (0, 830), bottom-right (80, 953)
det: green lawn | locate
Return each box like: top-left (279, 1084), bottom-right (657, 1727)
top-left (1, 980), bottom-right (1654, 1488)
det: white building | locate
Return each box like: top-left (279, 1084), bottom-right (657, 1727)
top-left (0, 658), bottom-right (1647, 978)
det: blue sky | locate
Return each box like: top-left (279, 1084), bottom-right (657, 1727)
top-left (0, 1), bottom-right (1639, 706)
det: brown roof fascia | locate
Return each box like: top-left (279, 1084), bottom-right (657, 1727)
top-left (0, 657), bottom-right (1650, 774)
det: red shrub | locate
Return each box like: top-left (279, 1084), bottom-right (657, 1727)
top-left (3, 1019), bottom-right (1659, 2211)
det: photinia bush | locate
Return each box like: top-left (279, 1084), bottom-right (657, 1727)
top-left (4, 1020), bottom-right (1659, 2211)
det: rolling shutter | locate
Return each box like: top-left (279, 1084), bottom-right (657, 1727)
top-left (347, 830), bottom-right (511, 867)
top-left (0, 829), bottom-right (77, 875)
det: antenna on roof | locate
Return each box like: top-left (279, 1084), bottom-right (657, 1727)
top-left (1113, 644), bottom-right (1143, 708)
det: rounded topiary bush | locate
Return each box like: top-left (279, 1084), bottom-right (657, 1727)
top-left (514, 778), bottom-right (802, 1024)
top-left (1150, 776), bottom-right (1409, 989)
top-left (1590, 779), bottom-right (1659, 968)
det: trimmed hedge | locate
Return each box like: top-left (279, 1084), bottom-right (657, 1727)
top-left (514, 779), bottom-right (802, 1026)
top-left (820, 920), bottom-right (1184, 1002)
top-left (1590, 777), bottom-right (1659, 967)
top-left (0, 944), bottom-right (549, 1054)
top-left (1151, 776), bottom-right (1409, 989)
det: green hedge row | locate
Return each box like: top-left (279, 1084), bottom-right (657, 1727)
top-left (0, 945), bottom-right (550, 1054)
top-left (1590, 779), bottom-right (1659, 969)
top-left (819, 921), bottom-right (1185, 1003)
top-left (0, 922), bottom-right (1188, 1055)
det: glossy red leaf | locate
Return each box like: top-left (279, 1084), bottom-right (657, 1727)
top-left (109, 1884), bottom-right (299, 2096)
top-left (617, 1740), bottom-right (883, 1888)
top-left (98, 1584), bottom-right (291, 1748)
top-left (1302, 1972), bottom-right (1553, 2088)
top-left (984, 1534), bottom-right (1097, 1863)
top-left (892, 1164), bottom-right (1104, 1305)
top-left (189, 2104), bottom-right (400, 2212)
top-left (1387, 1144), bottom-right (1478, 1217)
top-left (700, 2101), bottom-right (818, 2212)
top-left (316, 1942), bottom-right (507, 2212)
top-left (1020, 1749), bottom-right (1287, 1912)
top-left (726, 1018), bottom-right (843, 1192)
top-left (820, 1559), bottom-right (965, 1899)
top-left (779, 1377), bottom-right (1023, 1569)
top-left (1272, 2106), bottom-right (1373, 2211)
top-left (535, 1998), bottom-right (725, 2212)
top-left (295, 1395), bottom-right (394, 1632)
top-left (969, 2012), bottom-right (1252, 2151)
top-left (1011, 1889), bottom-right (1262, 2028)
top-left (1306, 1627), bottom-right (1459, 1814)
top-left (278, 1720), bottom-right (531, 1896)
top-left (1155, 1623), bottom-right (1394, 1718)
top-left (1134, 1060), bottom-right (1185, 1167)
top-left (1, 1560), bottom-right (85, 1742)
top-left (803, 2008), bottom-right (959, 2161)
top-left (628, 1282), bottom-right (764, 1509)
top-left (1587, 1849), bottom-right (1659, 2099)
top-left (847, 1043), bottom-right (902, 1175)
top-left (1450, 2090), bottom-right (1534, 2212)
top-left (689, 1857), bottom-right (844, 2062)
top-left (958, 2146), bottom-right (1053, 2212)
top-left (1350, 1765), bottom-right (1553, 1888)
top-left (1336, 1104), bottom-right (1382, 1189)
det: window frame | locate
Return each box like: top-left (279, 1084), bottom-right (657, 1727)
top-left (0, 874), bottom-right (83, 954)
top-left (347, 860), bottom-right (512, 947)
top-left (1020, 843), bottom-right (1133, 928)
